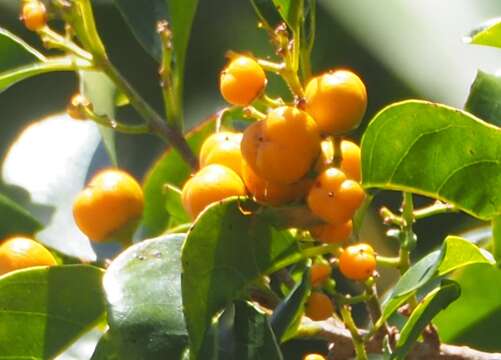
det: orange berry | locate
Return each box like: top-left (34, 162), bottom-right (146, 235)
top-left (220, 55), bottom-right (266, 106)
top-left (340, 140), bottom-right (361, 182)
top-left (73, 169), bottom-right (144, 242)
top-left (242, 160), bottom-right (310, 205)
top-left (305, 70), bottom-right (367, 134)
top-left (181, 164), bottom-right (246, 219)
top-left (0, 237), bottom-right (56, 275)
top-left (303, 355), bottom-right (326, 360)
top-left (67, 94), bottom-right (92, 121)
top-left (241, 106), bottom-right (321, 185)
top-left (310, 221), bottom-right (353, 244)
top-left (21, 1), bottom-right (47, 31)
top-left (199, 132), bottom-right (244, 177)
top-left (310, 262), bottom-right (331, 287)
top-left (305, 291), bottom-right (333, 321)
top-left (307, 168), bottom-right (365, 224)
top-left (338, 243), bottom-right (376, 281)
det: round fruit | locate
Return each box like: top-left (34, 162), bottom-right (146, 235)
top-left (305, 70), bottom-right (367, 134)
top-left (21, 1), bottom-right (47, 31)
top-left (310, 262), bottom-right (331, 287)
top-left (338, 243), bottom-right (376, 281)
top-left (73, 169), bottom-right (144, 242)
top-left (67, 94), bottom-right (92, 121)
top-left (220, 55), bottom-right (266, 106)
top-left (340, 140), bottom-right (361, 181)
top-left (303, 355), bottom-right (326, 360)
top-left (315, 140), bottom-right (361, 181)
top-left (181, 164), bottom-right (246, 219)
top-left (305, 291), bottom-right (334, 321)
top-left (307, 168), bottom-right (365, 224)
top-left (310, 221), bottom-right (353, 244)
top-left (199, 132), bottom-right (243, 177)
top-left (241, 106), bottom-right (321, 184)
top-left (242, 160), bottom-right (310, 205)
top-left (0, 237), bottom-right (57, 275)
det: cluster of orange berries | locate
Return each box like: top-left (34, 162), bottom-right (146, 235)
top-left (182, 54), bottom-right (377, 321)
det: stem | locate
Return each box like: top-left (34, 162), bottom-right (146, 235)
top-left (261, 94), bottom-right (285, 108)
top-left (340, 305), bottom-right (368, 360)
top-left (39, 27), bottom-right (93, 61)
top-left (257, 59), bottom-right (304, 98)
top-left (414, 201), bottom-right (457, 220)
top-left (400, 192), bottom-right (419, 309)
top-left (244, 106), bottom-right (267, 120)
top-left (301, 243), bottom-right (339, 258)
top-left (332, 136), bottom-right (343, 167)
top-left (158, 21), bottom-right (183, 131)
top-left (95, 58), bottom-right (197, 169)
top-left (82, 107), bottom-right (150, 134)
top-left (376, 255), bottom-right (400, 268)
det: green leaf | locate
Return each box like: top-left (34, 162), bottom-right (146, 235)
top-left (113, 0), bottom-right (198, 67)
top-left (80, 71), bottom-right (118, 166)
top-left (466, 18), bottom-right (501, 49)
top-left (361, 100), bottom-right (501, 220)
top-left (272, 0), bottom-right (303, 30)
top-left (2, 113), bottom-right (101, 260)
top-left (182, 198), bottom-right (301, 358)
top-left (102, 234), bottom-right (188, 359)
top-left (164, 184), bottom-right (190, 226)
top-left (271, 265), bottom-right (311, 342)
top-left (228, 301), bottom-right (283, 359)
top-left (0, 265), bottom-right (105, 359)
top-left (141, 119), bottom-right (214, 236)
top-left (465, 70), bottom-right (501, 127)
top-left (381, 236), bottom-right (492, 324)
top-left (434, 264), bottom-right (501, 352)
top-left (391, 280), bottom-right (461, 360)
top-left (250, 0), bottom-right (283, 28)
top-left (0, 28), bottom-right (44, 70)
top-left (0, 192), bottom-right (42, 238)
top-left (0, 57), bottom-right (78, 94)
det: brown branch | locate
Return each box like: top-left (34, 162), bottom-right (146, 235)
top-left (295, 319), bottom-right (501, 360)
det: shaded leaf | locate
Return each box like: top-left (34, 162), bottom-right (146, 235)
top-left (466, 18), bottom-right (501, 49)
top-left (361, 100), bottom-right (501, 220)
top-left (434, 264), bottom-right (501, 352)
top-left (465, 70), bottom-right (501, 127)
top-left (0, 192), bottom-right (42, 239)
top-left (182, 198), bottom-right (301, 358)
top-left (391, 280), bottom-right (461, 360)
top-left (250, 0), bottom-right (282, 28)
top-left (91, 332), bottom-right (119, 360)
top-left (0, 265), bottom-right (105, 359)
top-left (271, 265), bottom-right (311, 342)
top-left (272, 0), bottom-right (303, 30)
top-left (381, 236), bottom-right (492, 324)
top-left (102, 234), bottom-right (188, 359)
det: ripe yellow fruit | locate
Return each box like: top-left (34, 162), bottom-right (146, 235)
top-left (305, 70), bottom-right (367, 134)
top-left (0, 237), bottom-right (57, 275)
top-left (181, 164), bottom-right (246, 219)
top-left (339, 243), bottom-right (376, 281)
top-left (310, 262), bottom-right (331, 287)
top-left (307, 168), bottom-right (365, 225)
top-left (310, 221), bottom-right (353, 244)
top-left (67, 94), bottom-right (92, 121)
top-left (242, 160), bottom-right (311, 206)
top-left (316, 140), bottom-right (361, 181)
top-left (73, 169), bottom-right (144, 242)
top-left (241, 106), bottom-right (321, 185)
top-left (199, 132), bottom-right (244, 177)
top-left (21, 1), bottom-right (47, 31)
top-left (220, 55), bottom-right (266, 106)
top-left (303, 354), bottom-right (326, 360)
top-left (305, 291), bottom-right (333, 321)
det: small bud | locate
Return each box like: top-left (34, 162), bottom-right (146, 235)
top-left (67, 93), bottom-right (92, 120)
